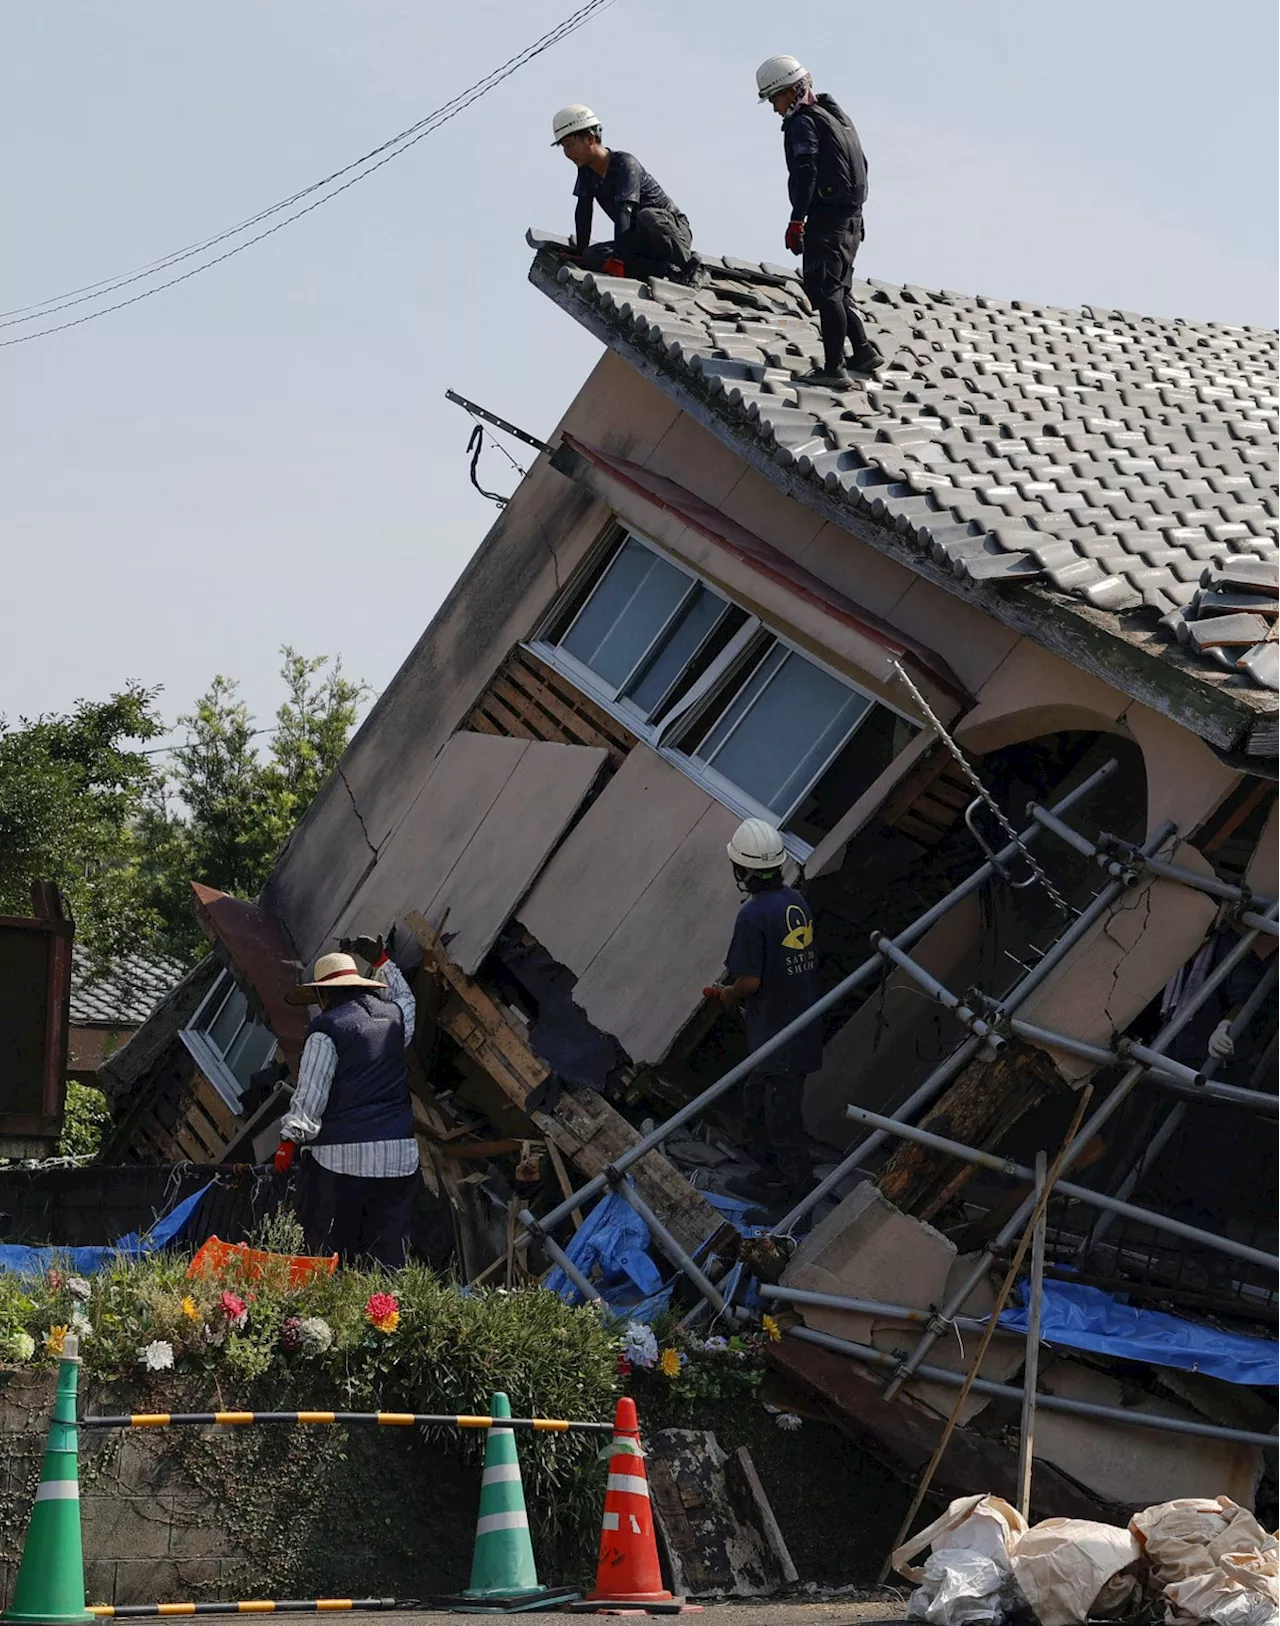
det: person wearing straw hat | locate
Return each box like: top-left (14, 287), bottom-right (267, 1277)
top-left (276, 931), bottom-right (418, 1269)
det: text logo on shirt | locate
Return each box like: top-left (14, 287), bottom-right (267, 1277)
top-left (782, 905), bottom-right (814, 952)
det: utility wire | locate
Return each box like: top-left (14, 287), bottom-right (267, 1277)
top-left (1, 0), bottom-right (615, 345)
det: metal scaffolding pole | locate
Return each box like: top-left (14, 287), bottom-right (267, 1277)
top-left (769, 817), bottom-right (1177, 1238)
top-left (759, 1283), bottom-right (986, 1334)
top-left (881, 903), bottom-right (1280, 1399)
top-left (1030, 807), bottom-right (1279, 933)
top-left (610, 1178), bottom-right (729, 1316)
top-left (842, 1102), bottom-right (1280, 1270)
top-left (522, 759), bottom-right (1123, 1250)
top-left (869, 932), bottom-right (1007, 1049)
top-left (1078, 956), bottom-right (1280, 1262)
top-left (784, 1322), bottom-right (1277, 1449)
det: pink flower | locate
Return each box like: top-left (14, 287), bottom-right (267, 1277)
top-left (219, 1291), bottom-right (248, 1329)
top-left (46, 1268), bottom-right (64, 1293)
top-left (616, 1354), bottom-right (633, 1379)
top-left (365, 1292), bottom-right (399, 1330)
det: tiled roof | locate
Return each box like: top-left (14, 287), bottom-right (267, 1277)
top-left (69, 947), bottom-right (188, 1026)
top-left (528, 233), bottom-right (1279, 739)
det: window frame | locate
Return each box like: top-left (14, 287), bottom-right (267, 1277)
top-left (527, 525), bottom-right (916, 858)
top-left (179, 969), bottom-right (279, 1113)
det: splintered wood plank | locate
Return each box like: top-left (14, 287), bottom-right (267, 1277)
top-left (407, 911), bottom-right (725, 1258)
top-left (533, 1087), bottom-right (728, 1257)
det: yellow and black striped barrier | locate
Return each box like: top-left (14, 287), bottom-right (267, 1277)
top-left (80, 1410), bottom-right (614, 1434)
top-left (89, 1601), bottom-right (401, 1616)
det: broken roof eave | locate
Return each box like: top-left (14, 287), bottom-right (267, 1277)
top-left (530, 254), bottom-right (1277, 761)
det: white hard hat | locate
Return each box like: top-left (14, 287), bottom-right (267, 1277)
top-left (551, 104), bottom-right (600, 146)
top-left (756, 55), bottom-right (809, 101)
top-left (727, 818), bottom-right (787, 870)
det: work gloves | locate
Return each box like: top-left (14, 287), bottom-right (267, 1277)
top-left (1207, 1019), bottom-right (1235, 1060)
top-left (273, 1139), bottom-right (297, 1175)
top-left (785, 219), bottom-right (805, 255)
top-left (340, 929), bottom-right (393, 966)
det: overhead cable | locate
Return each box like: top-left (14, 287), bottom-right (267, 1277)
top-left (1, 0), bottom-right (615, 346)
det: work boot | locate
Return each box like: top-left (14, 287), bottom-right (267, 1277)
top-left (848, 341), bottom-right (884, 376)
top-left (792, 365), bottom-right (853, 390)
top-left (676, 258), bottom-right (709, 290)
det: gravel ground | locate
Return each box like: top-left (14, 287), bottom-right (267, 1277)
top-left (336, 1602), bottom-right (910, 1625)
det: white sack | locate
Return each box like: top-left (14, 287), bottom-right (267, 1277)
top-left (1130, 1496), bottom-right (1276, 1587)
top-left (894, 1495), bottom-right (1027, 1626)
top-left (1010, 1517), bottom-right (1142, 1626)
top-left (1163, 1545), bottom-right (1279, 1626)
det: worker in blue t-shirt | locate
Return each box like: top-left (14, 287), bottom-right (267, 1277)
top-left (550, 103), bottom-right (702, 286)
top-left (703, 818), bottom-right (822, 1210)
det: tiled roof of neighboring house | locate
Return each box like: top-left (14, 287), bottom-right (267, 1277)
top-left (69, 948), bottom-right (189, 1027)
top-left (528, 233), bottom-right (1279, 754)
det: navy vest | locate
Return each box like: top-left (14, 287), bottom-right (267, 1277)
top-left (307, 992), bottom-right (413, 1145)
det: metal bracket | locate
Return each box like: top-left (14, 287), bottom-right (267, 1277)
top-left (965, 798), bottom-right (1037, 887)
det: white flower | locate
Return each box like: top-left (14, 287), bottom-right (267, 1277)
top-left (67, 1277), bottom-right (92, 1301)
top-left (0, 1331), bottom-right (35, 1362)
top-left (702, 1336), bottom-right (729, 1353)
top-left (298, 1316), bottom-right (333, 1356)
top-left (70, 1311), bottom-right (93, 1340)
top-left (622, 1321), bottom-right (658, 1369)
top-left (773, 1411), bottom-right (802, 1431)
top-left (139, 1339), bottom-right (174, 1372)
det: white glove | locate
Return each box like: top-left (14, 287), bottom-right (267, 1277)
top-left (1207, 1019), bottom-right (1235, 1060)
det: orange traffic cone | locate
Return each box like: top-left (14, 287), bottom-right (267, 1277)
top-left (586, 1397), bottom-right (676, 1607)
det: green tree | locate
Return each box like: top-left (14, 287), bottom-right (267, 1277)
top-left (141, 649), bottom-right (368, 959)
top-left (0, 685), bottom-right (164, 962)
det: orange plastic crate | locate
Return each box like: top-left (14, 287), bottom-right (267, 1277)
top-left (187, 1235), bottom-right (338, 1287)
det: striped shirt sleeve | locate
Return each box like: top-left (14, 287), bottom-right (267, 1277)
top-left (281, 1031), bottom-right (338, 1143)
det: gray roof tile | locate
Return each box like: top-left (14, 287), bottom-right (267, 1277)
top-left (531, 240), bottom-right (1280, 705)
top-left (69, 948), bottom-right (188, 1027)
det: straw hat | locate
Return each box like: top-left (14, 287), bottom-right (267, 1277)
top-left (285, 952), bottom-right (386, 1005)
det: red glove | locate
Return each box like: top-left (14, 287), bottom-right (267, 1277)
top-left (600, 256), bottom-right (626, 278)
top-left (702, 986), bottom-right (724, 1001)
top-left (273, 1140), bottom-right (296, 1175)
top-left (785, 220), bottom-right (805, 255)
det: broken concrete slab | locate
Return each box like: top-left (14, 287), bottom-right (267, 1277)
top-left (781, 1181), bottom-right (1025, 1423)
top-left (647, 1429), bottom-right (797, 1596)
top-left (1033, 1357), bottom-right (1266, 1509)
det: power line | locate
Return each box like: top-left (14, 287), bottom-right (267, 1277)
top-left (1, 0), bottom-right (615, 346)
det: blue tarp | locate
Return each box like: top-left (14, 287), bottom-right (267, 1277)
top-left (0, 1183), bottom-right (212, 1278)
top-left (544, 1185), bottom-right (774, 1323)
top-left (999, 1279), bottom-right (1279, 1386)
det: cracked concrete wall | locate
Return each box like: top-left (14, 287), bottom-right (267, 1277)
top-left (260, 351), bottom-right (682, 964)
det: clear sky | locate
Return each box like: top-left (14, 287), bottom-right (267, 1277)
top-left (4, 0), bottom-right (1277, 748)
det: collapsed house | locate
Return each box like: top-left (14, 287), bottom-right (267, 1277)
top-left (104, 237), bottom-right (1278, 1519)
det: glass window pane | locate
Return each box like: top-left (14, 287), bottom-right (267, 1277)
top-left (785, 705), bottom-right (919, 846)
top-left (699, 650), bottom-right (871, 818)
top-left (697, 644), bottom-right (786, 760)
top-left (625, 587), bottom-right (727, 719)
top-left (206, 985), bottom-right (248, 1055)
top-left (559, 538), bottom-right (690, 690)
top-left (225, 1021), bottom-right (278, 1093)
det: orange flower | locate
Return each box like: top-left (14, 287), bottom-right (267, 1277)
top-left (44, 1325), bottom-right (68, 1356)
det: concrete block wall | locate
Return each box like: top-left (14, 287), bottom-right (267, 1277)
top-left (0, 1371), bottom-right (248, 1607)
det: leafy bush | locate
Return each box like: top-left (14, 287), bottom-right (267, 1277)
top-left (56, 1082), bottom-right (111, 1160)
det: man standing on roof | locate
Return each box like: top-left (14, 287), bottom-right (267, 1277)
top-left (551, 104), bottom-right (703, 286)
top-left (757, 55), bottom-right (883, 389)
top-left (703, 819), bottom-right (821, 1213)
top-left (275, 931), bottom-right (418, 1270)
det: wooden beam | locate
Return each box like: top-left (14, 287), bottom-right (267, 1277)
top-left (405, 909), bottom-right (728, 1257)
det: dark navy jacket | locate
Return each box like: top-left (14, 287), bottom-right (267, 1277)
top-left (784, 94), bottom-right (869, 220)
top-left (306, 992), bottom-right (413, 1145)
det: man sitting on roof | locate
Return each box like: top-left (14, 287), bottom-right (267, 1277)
top-left (275, 931), bottom-right (418, 1270)
top-left (757, 54), bottom-right (883, 389)
top-left (552, 103), bottom-right (702, 286)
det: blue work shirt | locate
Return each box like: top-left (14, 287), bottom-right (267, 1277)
top-left (725, 885), bottom-right (823, 1075)
top-left (573, 150), bottom-right (679, 227)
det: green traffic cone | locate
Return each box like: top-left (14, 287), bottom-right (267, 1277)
top-left (432, 1393), bottom-right (577, 1613)
top-left (3, 1333), bottom-right (94, 1626)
